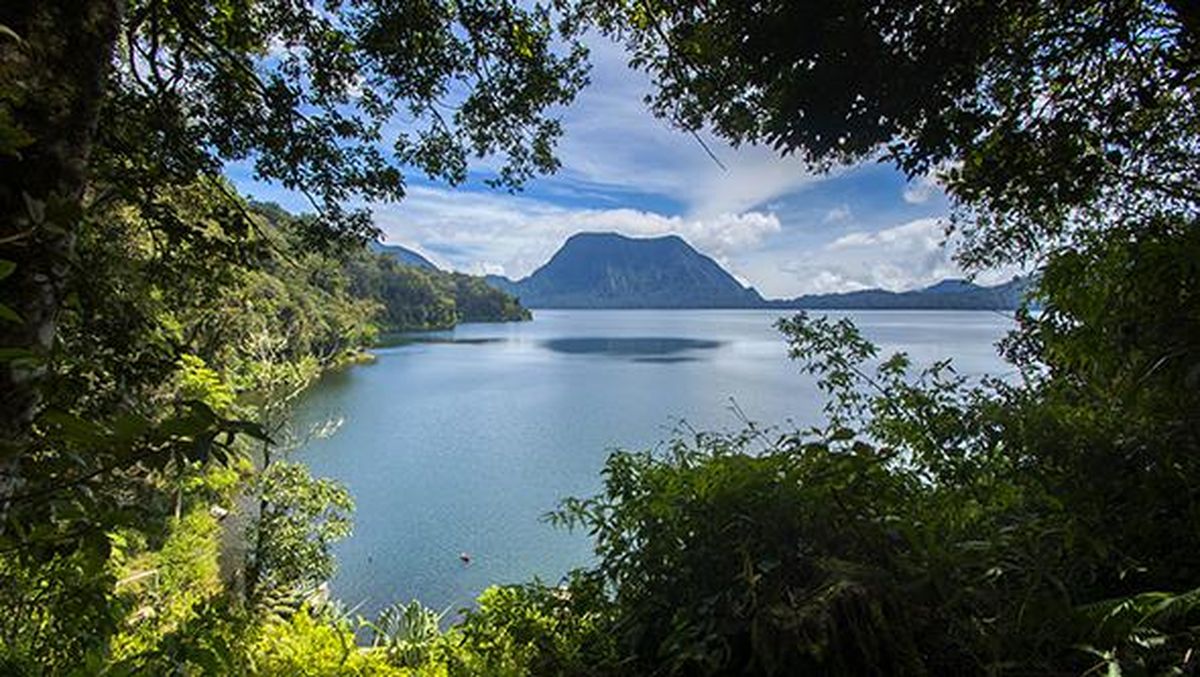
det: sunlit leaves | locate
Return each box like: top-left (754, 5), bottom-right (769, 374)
top-left (364, 600), bottom-right (445, 668)
top-left (247, 462), bottom-right (353, 606)
top-left (448, 575), bottom-right (617, 676)
top-left (176, 354), bottom-right (236, 414)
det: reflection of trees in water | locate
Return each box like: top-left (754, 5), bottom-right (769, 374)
top-left (375, 335), bottom-right (507, 348)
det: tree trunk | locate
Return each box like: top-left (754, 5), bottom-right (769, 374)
top-left (0, 0), bottom-right (122, 451)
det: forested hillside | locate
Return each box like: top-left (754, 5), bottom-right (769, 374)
top-left (0, 0), bottom-right (564, 666)
top-left (252, 202), bottom-right (530, 331)
top-left (0, 179), bottom-right (531, 673)
top-left (346, 251), bottom-right (530, 331)
top-left (369, 242), bottom-right (440, 271)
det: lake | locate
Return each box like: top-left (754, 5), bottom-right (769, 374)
top-left (290, 309), bottom-right (1015, 617)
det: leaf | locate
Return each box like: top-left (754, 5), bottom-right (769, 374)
top-left (225, 419), bottom-right (274, 444)
top-left (22, 193), bottom-right (45, 225)
top-left (159, 400), bottom-right (219, 438)
top-left (830, 427), bottom-right (856, 442)
top-left (0, 259), bottom-right (14, 281)
top-left (0, 347), bottom-right (33, 361)
top-left (41, 410), bottom-right (109, 445)
top-left (109, 413), bottom-right (152, 446)
top-left (0, 302), bottom-right (21, 324)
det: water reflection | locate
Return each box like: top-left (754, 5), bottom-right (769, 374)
top-left (376, 334), bottom-right (507, 348)
top-left (542, 337), bottom-right (723, 358)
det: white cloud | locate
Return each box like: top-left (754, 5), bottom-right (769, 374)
top-left (552, 37), bottom-right (820, 219)
top-left (739, 214), bottom-right (1027, 297)
top-left (374, 189), bottom-right (1023, 299)
top-left (775, 218), bottom-right (962, 294)
top-left (902, 174), bottom-right (940, 204)
top-left (239, 33), bottom-right (999, 300)
top-left (372, 186), bottom-right (780, 280)
top-left (822, 204), bottom-right (852, 224)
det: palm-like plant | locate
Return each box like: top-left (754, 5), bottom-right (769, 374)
top-left (363, 600), bottom-right (445, 668)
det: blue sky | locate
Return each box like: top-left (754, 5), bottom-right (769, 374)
top-left (229, 36), bottom-right (1004, 298)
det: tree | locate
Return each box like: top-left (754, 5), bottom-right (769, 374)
top-left (539, 2), bottom-right (1200, 673)
top-left (0, 3), bottom-right (123, 444)
top-left (569, 0), bottom-right (1198, 266)
top-left (0, 0), bottom-right (588, 447)
top-left (246, 462), bottom-right (353, 607)
top-left (0, 182), bottom-right (378, 670)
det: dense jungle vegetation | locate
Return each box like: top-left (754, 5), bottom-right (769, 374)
top-left (1, 0), bottom-right (1198, 675)
top-left (251, 201), bottom-right (531, 332)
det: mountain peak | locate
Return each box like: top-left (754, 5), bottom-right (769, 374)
top-left (369, 241), bottom-right (439, 271)
top-left (922, 278), bottom-right (981, 294)
top-left (486, 234), bottom-right (1030, 310)
top-left (492, 231), bottom-right (762, 309)
top-left (564, 231), bottom-right (686, 246)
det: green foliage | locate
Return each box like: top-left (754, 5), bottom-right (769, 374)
top-left (107, 597), bottom-right (255, 675)
top-left (0, 259), bottom-right (19, 324)
top-left (109, 508), bottom-right (226, 664)
top-left (1, 0), bottom-right (1197, 674)
top-left (572, 0), bottom-right (1199, 269)
top-left (348, 254), bottom-right (458, 331)
top-left (0, 180), bottom-right (368, 672)
top-left (247, 462), bottom-right (353, 607)
top-left (366, 601), bottom-right (445, 669)
top-left (253, 606), bottom-right (411, 677)
top-left (1075, 586), bottom-right (1200, 676)
top-left (346, 248), bottom-right (531, 332)
top-left (446, 576), bottom-right (617, 677)
top-left (448, 273), bottom-right (533, 326)
top-left (0, 23), bottom-right (32, 160)
top-left (177, 354), bottom-right (237, 414)
top-left (553, 423), bottom-right (931, 675)
top-left (76, 0), bottom-right (589, 250)
top-left (0, 542), bottom-right (124, 673)
top-left (44, 179), bottom-right (374, 420)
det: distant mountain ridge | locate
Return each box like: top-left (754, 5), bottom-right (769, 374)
top-left (770, 277), bottom-right (1031, 311)
top-left (481, 231), bottom-right (1031, 310)
top-left (369, 241), bottom-right (439, 271)
top-left (487, 232), bottom-right (764, 308)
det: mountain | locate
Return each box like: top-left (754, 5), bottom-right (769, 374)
top-left (355, 246), bottom-right (529, 330)
top-left (484, 232), bottom-right (1032, 310)
top-left (922, 278), bottom-right (979, 295)
top-left (769, 276), bottom-right (1031, 310)
top-left (369, 241), bottom-right (439, 271)
top-left (486, 232), bottom-right (765, 308)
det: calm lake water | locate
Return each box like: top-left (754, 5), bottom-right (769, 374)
top-left (291, 309), bottom-right (1015, 617)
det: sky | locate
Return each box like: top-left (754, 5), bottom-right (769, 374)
top-left (228, 36), bottom-right (1008, 299)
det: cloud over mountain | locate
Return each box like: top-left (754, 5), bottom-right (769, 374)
top-left (371, 186), bottom-right (779, 281)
